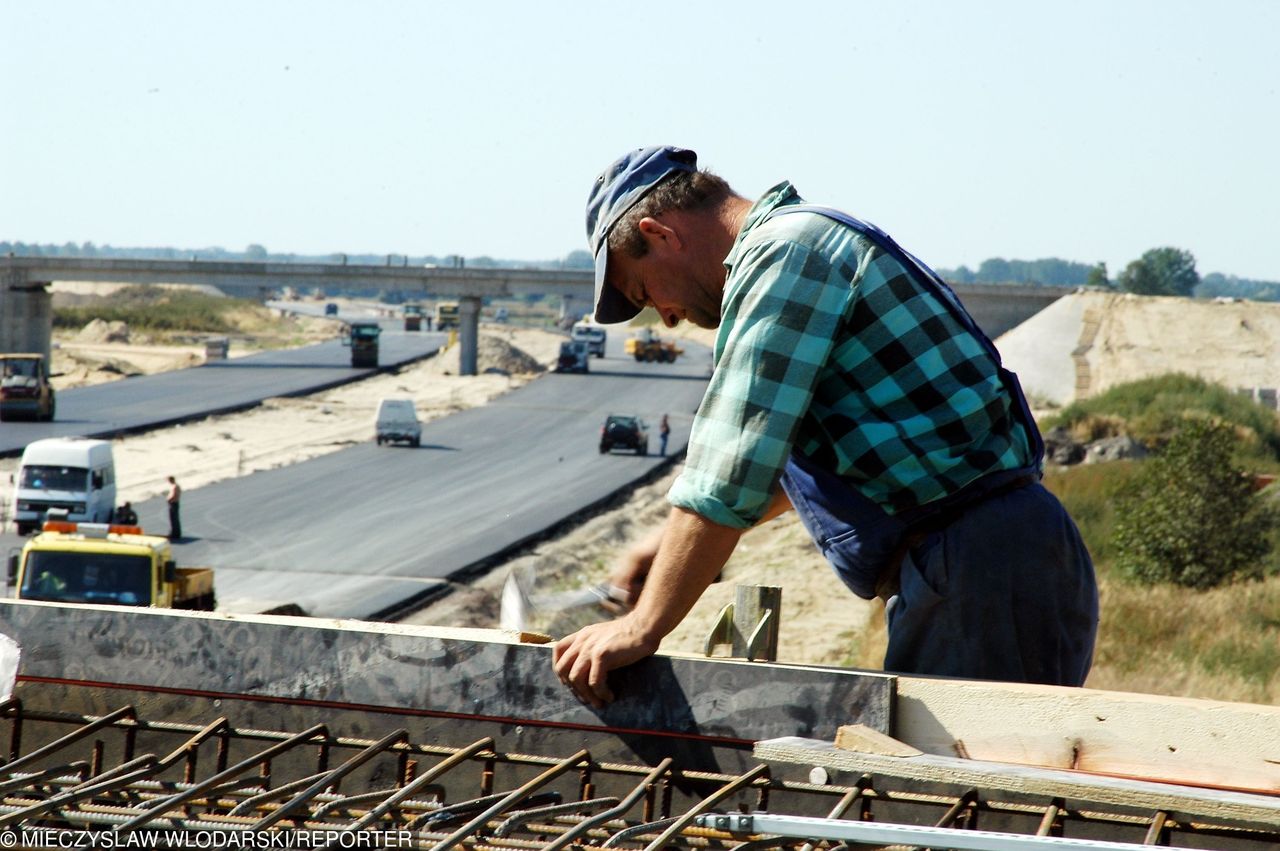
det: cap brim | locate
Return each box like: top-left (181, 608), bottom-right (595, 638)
top-left (592, 246), bottom-right (642, 325)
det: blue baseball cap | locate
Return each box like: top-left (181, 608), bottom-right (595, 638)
top-left (585, 146), bottom-right (698, 324)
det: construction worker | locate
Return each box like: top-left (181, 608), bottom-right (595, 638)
top-left (113, 502), bottom-right (138, 526)
top-left (166, 476), bottom-right (182, 541)
top-left (553, 146), bottom-right (1098, 707)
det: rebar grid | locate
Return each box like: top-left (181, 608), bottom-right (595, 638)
top-left (0, 698), bottom-right (1275, 850)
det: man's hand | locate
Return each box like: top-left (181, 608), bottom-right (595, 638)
top-left (553, 615), bottom-right (659, 708)
top-left (552, 506), bottom-right (748, 707)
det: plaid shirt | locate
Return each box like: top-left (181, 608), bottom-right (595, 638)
top-left (668, 182), bottom-right (1034, 528)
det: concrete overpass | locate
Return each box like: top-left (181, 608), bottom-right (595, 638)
top-left (1, 255), bottom-right (1065, 374)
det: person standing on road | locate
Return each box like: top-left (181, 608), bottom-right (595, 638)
top-left (658, 414), bottom-right (670, 456)
top-left (553, 146), bottom-right (1098, 706)
top-left (166, 476), bottom-right (182, 541)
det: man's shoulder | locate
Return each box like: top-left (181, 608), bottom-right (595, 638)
top-left (741, 203), bottom-right (872, 268)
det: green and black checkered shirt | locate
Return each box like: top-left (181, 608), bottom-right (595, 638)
top-left (668, 182), bottom-right (1034, 528)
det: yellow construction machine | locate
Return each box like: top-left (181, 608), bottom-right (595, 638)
top-left (624, 328), bottom-right (683, 363)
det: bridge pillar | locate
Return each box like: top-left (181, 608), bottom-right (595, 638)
top-left (560, 294), bottom-right (581, 328)
top-left (1, 269), bottom-right (53, 360)
top-left (458, 296), bottom-right (482, 376)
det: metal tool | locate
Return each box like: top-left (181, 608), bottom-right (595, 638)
top-left (499, 569), bottom-right (629, 636)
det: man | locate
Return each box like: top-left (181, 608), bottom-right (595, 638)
top-left (113, 501), bottom-right (138, 526)
top-left (166, 476), bottom-right (182, 541)
top-left (553, 147), bottom-right (1098, 707)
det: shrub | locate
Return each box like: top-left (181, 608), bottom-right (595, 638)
top-left (1044, 374), bottom-right (1280, 463)
top-left (1111, 420), bottom-right (1277, 589)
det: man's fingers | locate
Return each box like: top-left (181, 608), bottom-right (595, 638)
top-left (587, 657), bottom-right (615, 704)
top-left (568, 652), bottom-right (604, 708)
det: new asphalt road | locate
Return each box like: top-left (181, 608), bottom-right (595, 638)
top-left (0, 325), bottom-right (445, 457)
top-left (3, 331), bottom-right (712, 620)
top-left (144, 337), bottom-right (711, 619)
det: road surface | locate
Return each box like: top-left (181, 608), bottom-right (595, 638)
top-left (3, 334), bottom-right (712, 620)
top-left (1, 326), bottom-right (445, 456)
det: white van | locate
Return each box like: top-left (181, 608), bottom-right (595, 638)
top-left (10, 438), bottom-right (117, 535)
top-left (571, 320), bottom-right (607, 358)
top-left (374, 398), bottom-right (422, 447)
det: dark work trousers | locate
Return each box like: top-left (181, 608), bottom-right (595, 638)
top-left (883, 482), bottom-right (1098, 686)
top-left (168, 501), bottom-right (182, 540)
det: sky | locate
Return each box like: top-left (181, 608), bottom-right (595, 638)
top-left (3, 1), bottom-right (1278, 280)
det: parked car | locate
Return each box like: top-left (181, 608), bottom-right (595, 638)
top-left (599, 415), bottom-right (649, 455)
top-left (374, 398), bottom-right (421, 447)
top-left (555, 341), bottom-right (590, 374)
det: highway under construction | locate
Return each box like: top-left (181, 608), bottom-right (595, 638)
top-left (0, 601), bottom-right (1276, 849)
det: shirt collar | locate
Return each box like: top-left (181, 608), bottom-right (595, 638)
top-left (723, 180), bottom-right (802, 271)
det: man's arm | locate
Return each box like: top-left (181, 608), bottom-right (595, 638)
top-left (553, 505), bottom-right (744, 708)
top-left (609, 488), bottom-right (793, 607)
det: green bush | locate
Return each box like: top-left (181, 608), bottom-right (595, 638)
top-left (1044, 374), bottom-right (1280, 463)
top-left (1111, 420), bottom-right (1277, 589)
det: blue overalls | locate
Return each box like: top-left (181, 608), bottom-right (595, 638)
top-left (771, 206), bottom-right (1098, 686)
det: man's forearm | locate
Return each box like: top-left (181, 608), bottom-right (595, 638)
top-left (630, 506), bottom-right (744, 643)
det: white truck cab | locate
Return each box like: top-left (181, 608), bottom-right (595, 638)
top-left (10, 438), bottom-right (117, 536)
top-left (571, 320), bottom-right (607, 358)
top-left (374, 398), bottom-right (422, 447)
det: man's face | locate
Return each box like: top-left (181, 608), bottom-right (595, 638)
top-left (607, 247), bottom-right (723, 330)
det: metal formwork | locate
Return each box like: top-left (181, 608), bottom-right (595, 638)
top-left (0, 699), bottom-right (1275, 850)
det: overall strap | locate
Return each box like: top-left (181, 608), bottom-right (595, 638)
top-left (767, 204), bottom-right (1044, 466)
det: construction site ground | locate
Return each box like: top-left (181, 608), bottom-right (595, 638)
top-left (5, 290), bottom-right (1280, 705)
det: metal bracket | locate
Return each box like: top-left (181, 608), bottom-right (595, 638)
top-left (703, 585), bottom-right (781, 662)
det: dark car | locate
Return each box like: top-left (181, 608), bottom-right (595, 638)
top-left (555, 341), bottom-right (590, 374)
top-left (599, 414), bottom-right (649, 455)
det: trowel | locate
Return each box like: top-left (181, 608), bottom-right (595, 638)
top-left (499, 569), bottom-right (629, 637)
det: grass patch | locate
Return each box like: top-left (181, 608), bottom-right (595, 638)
top-left (54, 286), bottom-right (268, 335)
top-left (1084, 574), bottom-right (1280, 703)
top-left (1042, 462), bottom-right (1139, 570)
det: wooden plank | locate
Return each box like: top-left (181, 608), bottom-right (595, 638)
top-left (756, 736), bottom-right (1280, 832)
top-left (834, 723), bottom-right (921, 758)
top-left (0, 600), bottom-right (893, 747)
top-left (894, 677), bottom-right (1280, 793)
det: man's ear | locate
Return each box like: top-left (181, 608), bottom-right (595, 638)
top-left (637, 216), bottom-right (682, 254)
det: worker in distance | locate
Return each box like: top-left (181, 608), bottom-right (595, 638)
top-left (553, 146), bottom-right (1098, 708)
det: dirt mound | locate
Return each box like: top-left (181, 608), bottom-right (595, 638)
top-left (997, 291), bottom-right (1280, 406)
top-left (428, 333), bottom-right (546, 376)
top-left (76, 319), bottom-right (131, 343)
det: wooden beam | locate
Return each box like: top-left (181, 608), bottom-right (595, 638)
top-left (893, 676), bottom-right (1280, 793)
top-left (756, 736), bottom-right (1280, 832)
top-left (834, 723), bottom-right (921, 758)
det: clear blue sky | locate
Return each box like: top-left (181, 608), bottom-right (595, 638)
top-left (3, 1), bottom-right (1277, 280)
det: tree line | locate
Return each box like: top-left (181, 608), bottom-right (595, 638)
top-left (942, 247), bottom-right (1278, 301)
top-left (0, 240), bottom-right (590, 272)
